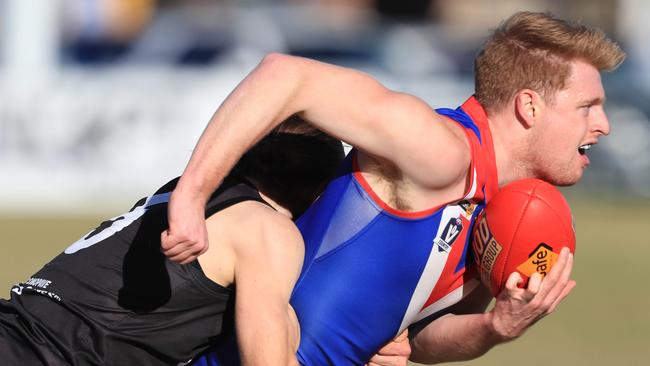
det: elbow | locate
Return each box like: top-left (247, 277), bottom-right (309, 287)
top-left (260, 52), bottom-right (291, 65)
top-left (257, 52), bottom-right (305, 104)
top-left (259, 52), bottom-right (290, 69)
top-left (259, 53), bottom-right (302, 81)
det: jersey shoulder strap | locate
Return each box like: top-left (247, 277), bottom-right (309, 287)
top-left (145, 174), bottom-right (271, 218)
top-left (204, 175), bottom-right (271, 218)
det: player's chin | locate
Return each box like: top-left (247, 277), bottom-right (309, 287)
top-left (540, 166), bottom-right (584, 187)
top-left (550, 170), bottom-right (583, 187)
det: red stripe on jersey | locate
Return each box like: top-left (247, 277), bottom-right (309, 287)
top-left (420, 97), bottom-right (498, 308)
top-left (462, 97), bottom-right (499, 201)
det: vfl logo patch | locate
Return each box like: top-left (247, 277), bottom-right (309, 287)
top-left (435, 217), bottom-right (463, 252)
top-left (516, 243), bottom-right (558, 278)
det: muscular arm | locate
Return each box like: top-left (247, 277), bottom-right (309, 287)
top-left (180, 53), bottom-right (465, 198)
top-left (410, 248), bottom-right (575, 364)
top-left (162, 54), bottom-right (469, 263)
top-left (205, 202), bottom-right (303, 366)
top-left (234, 207), bottom-right (303, 366)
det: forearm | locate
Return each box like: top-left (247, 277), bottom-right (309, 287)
top-left (410, 312), bottom-right (509, 364)
top-left (411, 252), bottom-right (577, 364)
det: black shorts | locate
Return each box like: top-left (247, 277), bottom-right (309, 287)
top-left (0, 311), bottom-right (68, 366)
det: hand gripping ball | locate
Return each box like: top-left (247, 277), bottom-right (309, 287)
top-left (472, 179), bottom-right (576, 296)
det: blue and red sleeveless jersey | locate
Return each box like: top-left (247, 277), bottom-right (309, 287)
top-left (192, 96), bottom-right (499, 366)
top-left (289, 96), bottom-right (498, 364)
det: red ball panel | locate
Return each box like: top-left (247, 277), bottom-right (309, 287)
top-left (472, 179), bottom-right (576, 296)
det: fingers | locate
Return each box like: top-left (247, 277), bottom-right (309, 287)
top-left (538, 247), bottom-right (571, 294)
top-left (548, 280), bottom-right (576, 313)
top-left (373, 340), bottom-right (410, 357)
top-left (160, 229), bottom-right (176, 251)
top-left (490, 248), bottom-right (576, 340)
top-left (526, 247), bottom-right (574, 316)
top-left (367, 330), bottom-right (410, 365)
top-left (161, 230), bottom-right (183, 255)
top-left (160, 229), bottom-right (208, 264)
top-left (161, 231), bottom-right (190, 256)
top-left (373, 333), bottom-right (410, 357)
top-left (162, 239), bottom-right (199, 259)
top-left (160, 189), bottom-right (212, 264)
top-left (504, 271), bottom-right (523, 292)
top-left (166, 245), bottom-right (202, 264)
top-left (543, 250), bottom-right (574, 302)
top-left (533, 248), bottom-right (572, 309)
top-left (524, 272), bottom-right (543, 301)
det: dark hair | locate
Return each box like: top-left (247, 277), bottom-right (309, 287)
top-left (232, 115), bottom-right (345, 218)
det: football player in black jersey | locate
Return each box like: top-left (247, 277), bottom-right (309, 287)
top-left (0, 116), bottom-right (409, 365)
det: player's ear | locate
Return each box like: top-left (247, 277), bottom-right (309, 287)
top-left (514, 89), bottom-right (541, 129)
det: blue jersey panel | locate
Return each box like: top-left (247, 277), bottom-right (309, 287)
top-left (292, 166), bottom-right (444, 365)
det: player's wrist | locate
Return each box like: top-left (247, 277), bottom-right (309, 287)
top-left (173, 174), bottom-right (212, 206)
top-left (483, 311), bottom-right (517, 343)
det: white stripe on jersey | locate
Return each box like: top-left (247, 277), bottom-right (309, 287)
top-left (64, 192), bottom-right (170, 254)
top-left (412, 278), bottom-right (480, 324)
top-left (397, 204), bottom-right (468, 333)
top-left (463, 168), bottom-right (478, 200)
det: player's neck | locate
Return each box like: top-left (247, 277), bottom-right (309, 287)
top-left (488, 114), bottom-right (534, 187)
top-left (243, 176), bottom-right (294, 218)
top-left (258, 191), bottom-right (293, 219)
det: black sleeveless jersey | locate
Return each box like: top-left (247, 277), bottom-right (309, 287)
top-left (0, 176), bottom-right (266, 365)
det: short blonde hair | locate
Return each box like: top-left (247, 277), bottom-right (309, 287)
top-left (475, 11), bottom-right (626, 113)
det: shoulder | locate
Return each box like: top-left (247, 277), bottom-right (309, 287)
top-left (208, 200), bottom-right (303, 256)
top-left (215, 201), bottom-right (304, 285)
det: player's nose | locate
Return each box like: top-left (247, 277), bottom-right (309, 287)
top-left (593, 107), bottom-right (611, 136)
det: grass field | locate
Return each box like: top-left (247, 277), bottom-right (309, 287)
top-left (1, 193), bottom-right (649, 365)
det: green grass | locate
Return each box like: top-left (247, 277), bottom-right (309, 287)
top-left (0, 216), bottom-right (102, 292)
top-left (1, 194), bottom-right (649, 365)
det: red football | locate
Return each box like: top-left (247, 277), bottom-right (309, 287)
top-left (472, 179), bottom-right (576, 296)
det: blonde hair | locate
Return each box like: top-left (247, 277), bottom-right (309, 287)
top-left (475, 11), bottom-right (626, 113)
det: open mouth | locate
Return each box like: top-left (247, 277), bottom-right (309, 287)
top-left (578, 144), bottom-right (592, 155)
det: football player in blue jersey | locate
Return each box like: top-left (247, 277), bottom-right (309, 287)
top-left (163, 12), bottom-right (624, 365)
